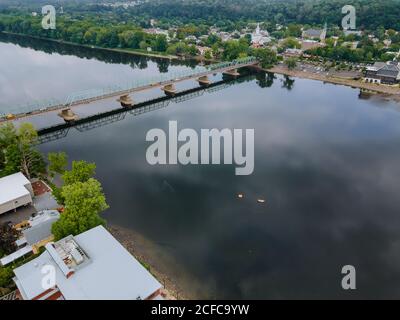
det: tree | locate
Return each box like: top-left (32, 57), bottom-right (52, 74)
top-left (223, 39), bottom-right (249, 60)
top-left (188, 44), bottom-right (198, 56)
top-left (152, 35), bottom-right (167, 52)
top-left (51, 178), bottom-right (109, 240)
top-left (167, 42), bottom-right (191, 55)
top-left (0, 223), bottom-right (18, 255)
top-left (0, 122), bottom-right (17, 150)
top-left (14, 123), bottom-right (45, 179)
top-left (251, 48), bottom-right (277, 68)
top-left (47, 152), bottom-right (68, 179)
top-left (51, 160), bottom-right (96, 206)
top-left (285, 24), bottom-right (302, 37)
top-left (62, 160), bottom-right (96, 185)
top-left (0, 266), bottom-right (13, 288)
top-left (282, 37), bottom-right (301, 49)
top-left (0, 123), bottom-right (17, 171)
top-left (285, 57), bottom-right (298, 70)
top-left (0, 122), bottom-right (45, 179)
top-left (204, 49), bottom-right (212, 60)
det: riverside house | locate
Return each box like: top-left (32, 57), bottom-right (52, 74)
top-left (364, 61), bottom-right (400, 84)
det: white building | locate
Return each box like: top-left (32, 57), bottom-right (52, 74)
top-left (0, 172), bottom-right (33, 215)
top-left (251, 23), bottom-right (271, 47)
top-left (13, 226), bottom-right (163, 300)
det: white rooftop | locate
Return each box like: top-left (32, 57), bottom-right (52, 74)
top-left (13, 226), bottom-right (162, 300)
top-left (0, 172), bottom-right (31, 204)
top-left (0, 245), bottom-right (33, 267)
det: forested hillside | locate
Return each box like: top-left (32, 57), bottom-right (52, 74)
top-left (2, 0), bottom-right (400, 30)
top-left (129, 0), bottom-right (400, 30)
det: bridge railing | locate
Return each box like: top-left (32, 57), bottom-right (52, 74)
top-left (7, 57), bottom-right (257, 117)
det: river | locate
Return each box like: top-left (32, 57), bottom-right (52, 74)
top-left (2, 33), bottom-right (400, 299)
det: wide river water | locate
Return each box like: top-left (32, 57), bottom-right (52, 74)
top-left (2, 34), bottom-right (400, 299)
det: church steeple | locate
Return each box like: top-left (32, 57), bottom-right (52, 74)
top-left (321, 22), bottom-right (327, 42)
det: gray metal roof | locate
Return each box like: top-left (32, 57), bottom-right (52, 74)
top-left (304, 29), bottom-right (323, 37)
top-left (376, 64), bottom-right (400, 78)
top-left (13, 226), bottom-right (162, 300)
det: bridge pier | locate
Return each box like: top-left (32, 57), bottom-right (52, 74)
top-left (223, 69), bottom-right (240, 78)
top-left (197, 76), bottom-right (211, 87)
top-left (58, 108), bottom-right (78, 122)
top-left (117, 94), bottom-right (134, 108)
top-left (162, 84), bottom-right (177, 96)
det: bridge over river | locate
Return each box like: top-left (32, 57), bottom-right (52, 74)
top-left (35, 75), bottom-right (254, 145)
top-left (2, 57), bottom-right (259, 122)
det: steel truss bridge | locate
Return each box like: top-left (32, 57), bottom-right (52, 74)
top-left (36, 77), bottom-right (249, 145)
top-left (6, 57), bottom-right (258, 120)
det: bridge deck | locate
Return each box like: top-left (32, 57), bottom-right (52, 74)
top-left (1, 57), bottom-right (259, 122)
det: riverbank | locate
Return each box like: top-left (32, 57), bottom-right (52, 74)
top-left (1, 31), bottom-right (181, 61)
top-left (108, 225), bottom-right (206, 300)
top-left (267, 64), bottom-right (400, 101)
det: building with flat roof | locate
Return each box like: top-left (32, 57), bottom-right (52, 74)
top-left (0, 172), bottom-right (33, 215)
top-left (13, 226), bottom-right (163, 300)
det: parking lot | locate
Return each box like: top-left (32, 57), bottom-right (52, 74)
top-left (0, 189), bottom-right (59, 225)
top-left (0, 205), bottom-right (36, 225)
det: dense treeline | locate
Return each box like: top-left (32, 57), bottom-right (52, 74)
top-left (3, 0), bottom-right (400, 31)
top-left (0, 13), bottom-right (169, 52)
top-left (128, 0), bottom-right (400, 31)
